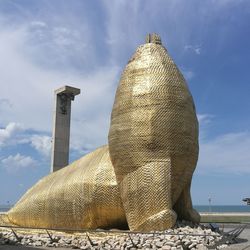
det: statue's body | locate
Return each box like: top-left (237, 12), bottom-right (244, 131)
top-left (8, 34), bottom-right (200, 231)
top-left (8, 146), bottom-right (128, 229)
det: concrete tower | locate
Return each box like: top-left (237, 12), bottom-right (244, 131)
top-left (51, 85), bottom-right (80, 172)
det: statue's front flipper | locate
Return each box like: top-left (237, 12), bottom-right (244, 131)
top-left (173, 180), bottom-right (200, 223)
top-left (118, 159), bottom-right (177, 231)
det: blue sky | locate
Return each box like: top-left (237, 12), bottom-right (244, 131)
top-left (0, 0), bottom-right (250, 206)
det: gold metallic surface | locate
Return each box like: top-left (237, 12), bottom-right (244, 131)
top-left (108, 33), bottom-right (199, 230)
top-left (7, 33), bottom-right (199, 231)
top-left (8, 146), bottom-right (127, 230)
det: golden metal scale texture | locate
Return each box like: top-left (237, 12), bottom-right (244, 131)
top-left (8, 146), bottom-right (127, 229)
top-left (7, 33), bottom-right (200, 231)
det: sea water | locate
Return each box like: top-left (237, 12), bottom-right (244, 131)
top-left (0, 205), bottom-right (12, 212)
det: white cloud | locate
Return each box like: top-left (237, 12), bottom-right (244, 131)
top-left (0, 98), bottom-right (12, 109)
top-left (197, 114), bottom-right (215, 140)
top-left (69, 66), bottom-right (120, 154)
top-left (197, 114), bottom-right (214, 125)
top-left (0, 122), bottom-right (22, 147)
top-left (1, 153), bottom-right (37, 173)
top-left (196, 114), bottom-right (250, 174)
top-left (0, 11), bottom-right (122, 163)
top-left (1, 1), bottom-right (233, 159)
top-left (198, 132), bottom-right (250, 174)
top-left (0, 14), bottom-right (120, 156)
top-left (211, 0), bottom-right (245, 7)
top-left (30, 21), bottom-right (47, 28)
top-left (0, 1), bottom-right (249, 174)
top-left (30, 135), bottom-right (51, 157)
top-left (182, 69), bottom-right (195, 80)
top-left (197, 114), bottom-right (250, 174)
top-left (103, 1), bottom-right (143, 59)
top-left (0, 122), bottom-right (52, 158)
top-left (184, 45), bottom-right (202, 55)
top-left (194, 48), bottom-right (201, 55)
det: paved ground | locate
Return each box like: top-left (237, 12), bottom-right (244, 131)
top-left (201, 213), bottom-right (250, 224)
top-left (221, 224), bottom-right (250, 250)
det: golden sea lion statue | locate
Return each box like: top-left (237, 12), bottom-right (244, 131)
top-left (7, 33), bottom-right (200, 231)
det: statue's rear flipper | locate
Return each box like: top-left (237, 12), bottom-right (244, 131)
top-left (173, 180), bottom-right (200, 223)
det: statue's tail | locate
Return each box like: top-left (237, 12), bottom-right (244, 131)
top-left (0, 212), bottom-right (14, 226)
